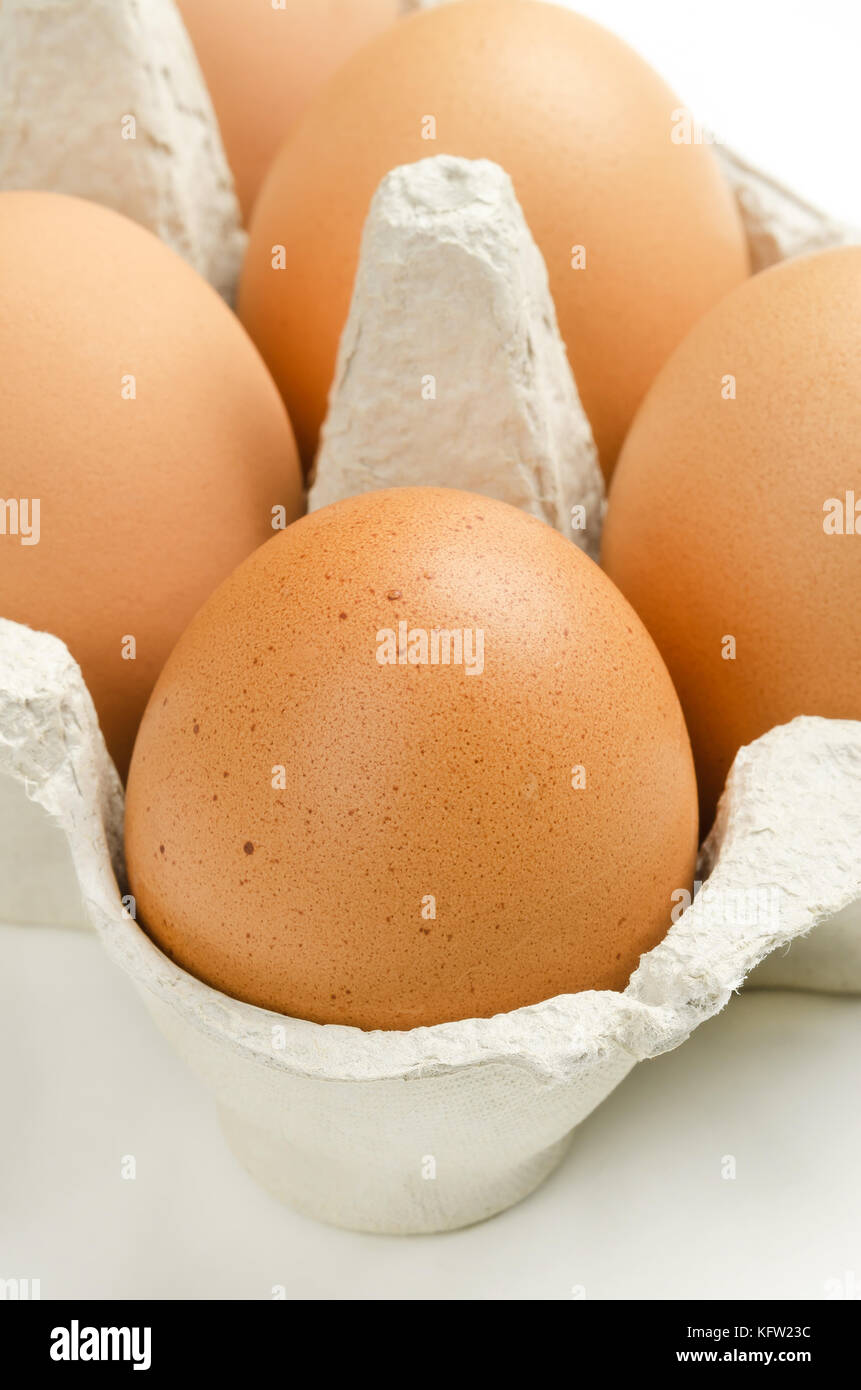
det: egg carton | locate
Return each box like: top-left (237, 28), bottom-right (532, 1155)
top-left (2, 2), bottom-right (861, 1232)
top-left (1, 616), bottom-right (859, 1233)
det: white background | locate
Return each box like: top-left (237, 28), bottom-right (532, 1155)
top-left (572, 0), bottom-right (861, 226)
top-left (1, 0), bottom-right (860, 1301)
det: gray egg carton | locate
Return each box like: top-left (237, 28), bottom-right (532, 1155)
top-left (2, 618), bottom-right (859, 1232)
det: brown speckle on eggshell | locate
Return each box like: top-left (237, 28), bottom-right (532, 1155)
top-left (125, 487), bottom-right (698, 1030)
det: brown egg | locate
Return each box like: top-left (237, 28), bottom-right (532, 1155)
top-left (239, 0), bottom-right (749, 476)
top-left (602, 246), bottom-right (861, 826)
top-left (177, 0), bottom-right (402, 221)
top-left (0, 191), bottom-right (303, 779)
top-left (125, 487), bottom-right (698, 1030)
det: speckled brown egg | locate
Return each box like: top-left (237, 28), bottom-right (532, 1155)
top-left (0, 192), bottom-right (303, 780)
top-left (239, 0), bottom-right (749, 476)
top-left (602, 246), bottom-right (861, 827)
top-left (125, 487), bottom-right (698, 1030)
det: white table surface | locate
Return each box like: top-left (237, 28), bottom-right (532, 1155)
top-left (1, 917), bottom-right (858, 1301)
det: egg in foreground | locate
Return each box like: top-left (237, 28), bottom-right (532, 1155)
top-left (125, 487), bottom-right (698, 1030)
top-left (0, 191), bottom-right (303, 778)
top-left (602, 246), bottom-right (861, 824)
top-left (239, 0), bottom-right (749, 476)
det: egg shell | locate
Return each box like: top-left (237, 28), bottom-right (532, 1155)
top-left (602, 245), bottom-right (861, 824)
top-left (125, 486), bottom-right (698, 1031)
top-left (0, 191), bottom-right (303, 779)
top-left (177, 0), bottom-right (402, 222)
top-left (239, 0), bottom-right (749, 476)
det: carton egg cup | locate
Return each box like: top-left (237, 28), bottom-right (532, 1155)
top-left (2, 617), bottom-right (860, 1234)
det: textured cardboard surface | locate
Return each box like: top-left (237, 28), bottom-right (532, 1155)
top-left (309, 156), bottom-right (605, 559)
